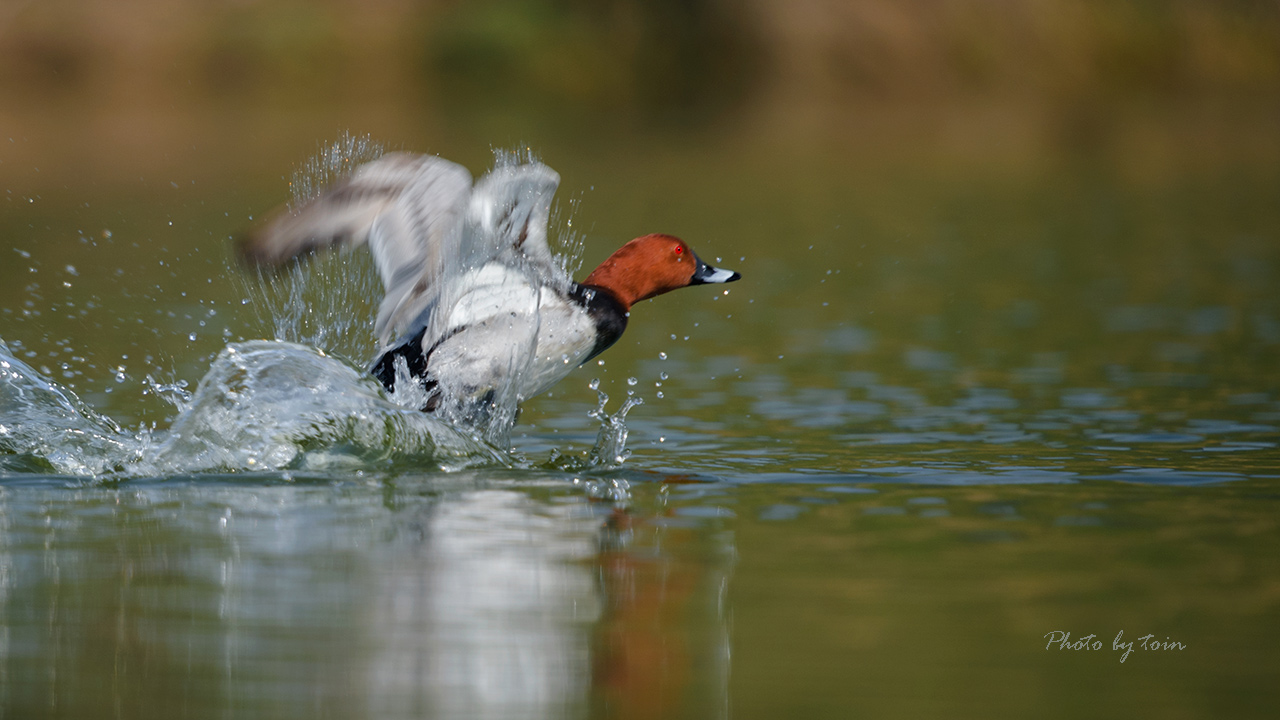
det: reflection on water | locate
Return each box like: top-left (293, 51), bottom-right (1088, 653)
top-left (0, 477), bottom-right (732, 719)
top-left (368, 489), bottom-right (599, 719)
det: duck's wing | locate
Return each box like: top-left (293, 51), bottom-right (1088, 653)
top-left (370, 160), bottom-right (565, 347)
top-left (370, 158), bottom-right (474, 345)
top-left (464, 162), bottom-right (563, 281)
top-left (237, 153), bottom-right (469, 268)
top-left (238, 152), bottom-right (474, 346)
top-left (240, 154), bottom-right (565, 353)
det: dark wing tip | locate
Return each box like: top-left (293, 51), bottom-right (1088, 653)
top-left (233, 205), bottom-right (346, 271)
top-left (232, 222), bottom-right (307, 272)
top-left (233, 229), bottom-right (274, 268)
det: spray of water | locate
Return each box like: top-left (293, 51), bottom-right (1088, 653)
top-left (236, 133), bottom-right (387, 363)
top-left (0, 340), bottom-right (146, 475)
top-left (290, 133), bottom-right (388, 209)
top-left (238, 250), bottom-right (383, 365)
top-left (586, 378), bottom-right (645, 468)
top-left (1, 337), bottom-right (505, 478)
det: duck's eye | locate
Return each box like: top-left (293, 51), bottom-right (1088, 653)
top-left (673, 245), bottom-right (684, 256)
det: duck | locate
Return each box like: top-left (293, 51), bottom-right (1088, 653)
top-left (237, 151), bottom-right (739, 425)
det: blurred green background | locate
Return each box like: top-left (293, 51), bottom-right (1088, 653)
top-left (3, 0), bottom-right (1277, 187)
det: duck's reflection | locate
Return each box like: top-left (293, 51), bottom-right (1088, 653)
top-left (0, 478), bottom-right (731, 718)
top-left (368, 488), bottom-right (600, 718)
top-left (591, 507), bottom-right (730, 720)
top-left (366, 484), bottom-right (731, 719)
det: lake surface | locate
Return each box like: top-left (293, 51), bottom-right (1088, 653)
top-left (3, 75), bottom-right (1279, 720)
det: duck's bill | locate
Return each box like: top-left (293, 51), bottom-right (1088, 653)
top-left (691, 259), bottom-right (742, 285)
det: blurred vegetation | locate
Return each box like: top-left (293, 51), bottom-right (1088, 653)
top-left (3, 0), bottom-right (1276, 104)
top-left (0, 0), bottom-right (1277, 187)
top-left (424, 0), bottom-right (763, 124)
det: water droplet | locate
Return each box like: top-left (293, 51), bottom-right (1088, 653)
top-left (627, 377), bottom-right (637, 386)
top-left (188, 333), bottom-right (197, 341)
top-left (659, 372), bottom-right (668, 380)
top-left (659, 351), bottom-right (667, 360)
top-left (589, 378), bottom-right (600, 391)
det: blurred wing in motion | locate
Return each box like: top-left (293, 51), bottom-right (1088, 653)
top-left (465, 162), bottom-right (562, 279)
top-left (238, 152), bottom-right (567, 356)
top-left (238, 153), bottom-right (474, 346)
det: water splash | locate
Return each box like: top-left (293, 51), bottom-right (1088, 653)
top-left (586, 378), bottom-right (644, 468)
top-left (237, 133), bottom-right (389, 362)
top-left (139, 341), bottom-right (503, 474)
top-left (143, 374), bottom-right (193, 411)
top-left (238, 250), bottom-right (383, 364)
top-left (290, 133), bottom-right (387, 209)
top-left (0, 340), bottom-right (145, 475)
top-left (1, 338), bottom-right (506, 478)
top-left (579, 476), bottom-right (633, 507)
top-left (548, 194), bottom-right (587, 282)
